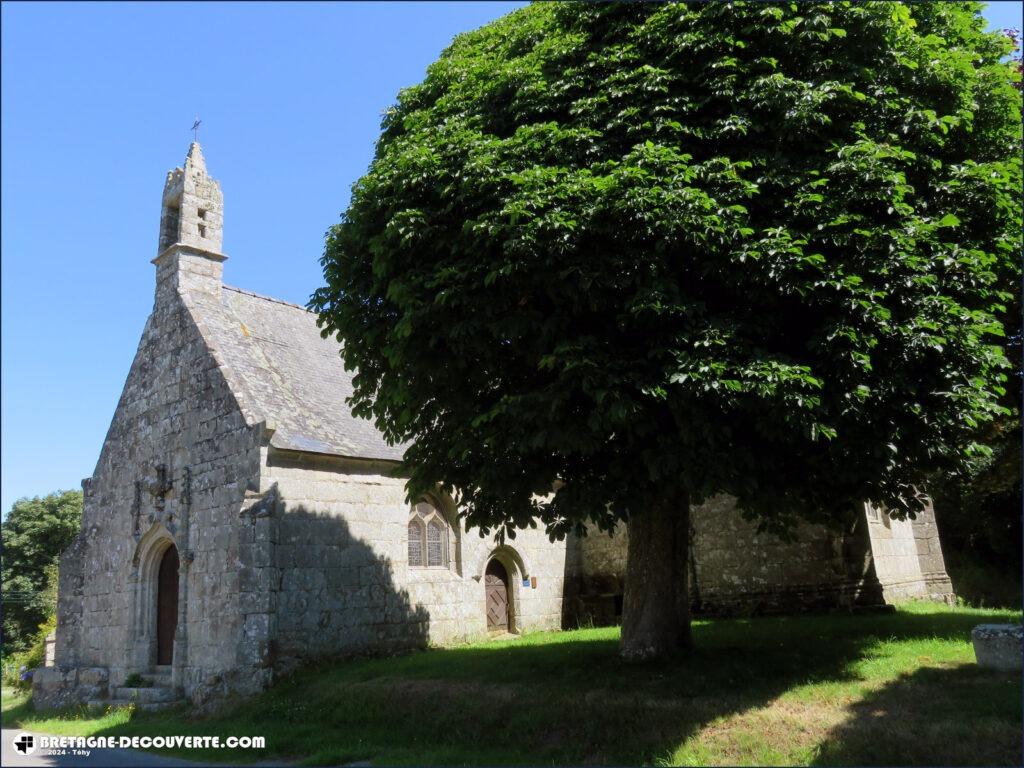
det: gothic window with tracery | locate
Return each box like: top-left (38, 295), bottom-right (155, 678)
top-left (427, 519), bottom-right (445, 566)
top-left (408, 520), bottom-right (423, 566)
top-left (408, 498), bottom-right (450, 568)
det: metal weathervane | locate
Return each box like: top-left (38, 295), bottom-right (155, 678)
top-left (192, 116), bottom-right (202, 143)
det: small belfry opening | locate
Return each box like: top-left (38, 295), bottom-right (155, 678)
top-left (156, 544), bottom-right (180, 665)
top-left (159, 194), bottom-right (181, 252)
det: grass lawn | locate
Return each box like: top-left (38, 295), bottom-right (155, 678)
top-left (2, 602), bottom-right (1020, 766)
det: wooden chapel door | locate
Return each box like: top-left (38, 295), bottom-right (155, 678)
top-left (156, 545), bottom-right (179, 665)
top-left (485, 559), bottom-right (509, 632)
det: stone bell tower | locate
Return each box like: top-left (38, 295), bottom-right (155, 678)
top-left (153, 142), bottom-right (226, 297)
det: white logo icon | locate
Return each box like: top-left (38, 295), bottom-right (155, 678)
top-left (13, 732), bottom-right (37, 755)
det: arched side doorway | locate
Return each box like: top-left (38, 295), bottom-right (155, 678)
top-left (485, 559), bottom-right (510, 632)
top-left (156, 545), bottom-right (179, 665)
top-left (128, 524), bottom-right (185, 674)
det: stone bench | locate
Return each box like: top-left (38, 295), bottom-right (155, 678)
top-left (971, 624), bottom-right (1022, 671)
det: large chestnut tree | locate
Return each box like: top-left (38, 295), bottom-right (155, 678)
top-left (312, 2), bottom-right (1021, 660)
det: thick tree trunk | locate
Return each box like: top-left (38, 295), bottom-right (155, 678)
top-left (620, 490), bottom-right (691, 661)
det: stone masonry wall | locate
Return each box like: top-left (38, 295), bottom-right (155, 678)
top-left (688, 496), bottom-right (881, 614)
top-left (47, 268), bottom-right (262, 706)
top-left (259, 449), bottom-right (568, 670)
top-left (866, 501), bottom-right (954, 603)
top-left (567, 495), bottom-right (883, 624)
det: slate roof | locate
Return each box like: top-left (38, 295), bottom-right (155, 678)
top-left (187, 284), bottom-right (406, 462)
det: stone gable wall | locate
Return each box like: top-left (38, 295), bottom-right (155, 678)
top-left (49, 283), bottom-right (262, 705)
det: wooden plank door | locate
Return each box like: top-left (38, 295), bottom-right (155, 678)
top-left (156, 546), bottom-right (179, 665)
top-left (485, 559), bottom-right (508, 631)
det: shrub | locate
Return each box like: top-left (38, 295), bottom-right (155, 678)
top-left (2, 614), bottom-right (56, 690)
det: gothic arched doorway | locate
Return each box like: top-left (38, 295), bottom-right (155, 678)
top-left (156, 545), bottom-right (179, 665)
top-left (485, 559), bottom-right (510, 632)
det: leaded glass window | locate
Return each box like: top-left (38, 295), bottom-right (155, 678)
top-left (408, 497), bottom-right (450, 568)
top-left (408, 520), bottom-right (424, 567)
top-left (427, 519), bottom-right (445, 566)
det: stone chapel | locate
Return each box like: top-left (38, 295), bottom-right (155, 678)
top-left (33, 143), bottom-right (954, 710)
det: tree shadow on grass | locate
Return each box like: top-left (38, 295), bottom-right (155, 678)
top-left (25, 609), bottom-right (1022, 766)
top-left (812, 663), bottom-right (1022, 766)
top-left (183, 609), bottom-right (1023, 764)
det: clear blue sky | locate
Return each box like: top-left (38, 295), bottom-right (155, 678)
top-left (1, 2), bottom-right (1020, 516)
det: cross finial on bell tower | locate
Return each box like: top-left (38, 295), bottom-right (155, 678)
top-left (191, 116), bottom-right (201, 143)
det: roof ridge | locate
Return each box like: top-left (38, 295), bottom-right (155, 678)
top-left (223, 284), bottom-right (312, 313)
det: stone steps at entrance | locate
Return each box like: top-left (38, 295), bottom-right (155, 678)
top-left (88, 665), bottom-right (181, 710)
top-left (87, 697), bottom-right (186, 712)
top-left (112, 685), bottom-right (180, 702)
top-left (140, 671), bottom-right (172, 687)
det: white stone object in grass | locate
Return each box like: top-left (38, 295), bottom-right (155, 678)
top-left (971, 624), bottom-right (1023, 671)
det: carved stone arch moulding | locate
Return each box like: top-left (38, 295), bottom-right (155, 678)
top-left (132, 521), bottom-right (179, 572)
top-left (128, 521), bottom-right (186, 671)
top-left (473, 543), bottom-right (530, 584)
top-left (479, 543), bottom-right (528, 634)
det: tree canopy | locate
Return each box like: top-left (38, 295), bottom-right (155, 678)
top-left (312, 2), bottom-right (1021, 657)
top-left (1, 490), bottom-right (82, 654)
